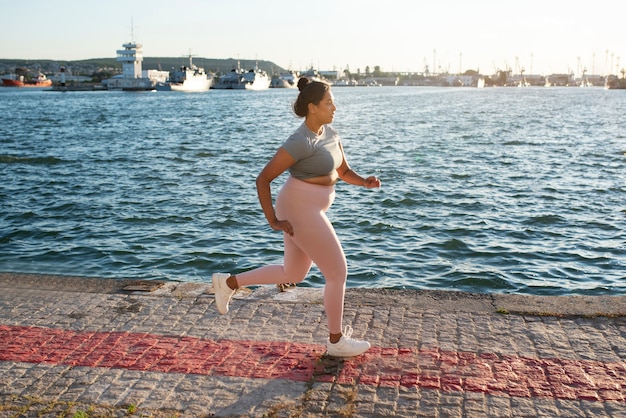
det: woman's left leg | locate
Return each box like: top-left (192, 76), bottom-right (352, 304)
top-left (231, 231), bottom-right (313, 286)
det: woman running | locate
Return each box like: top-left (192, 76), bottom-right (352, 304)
top-left (212, 77), bottom-right (381, 357)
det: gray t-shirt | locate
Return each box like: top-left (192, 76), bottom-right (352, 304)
top-left (281, 123), bottom-right (344, 180)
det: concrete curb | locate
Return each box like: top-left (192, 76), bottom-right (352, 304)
top-left (1, 272), bottom-right (623, 318)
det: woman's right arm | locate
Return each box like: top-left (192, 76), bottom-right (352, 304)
top-left (256, 147), bottom-right (296, 236)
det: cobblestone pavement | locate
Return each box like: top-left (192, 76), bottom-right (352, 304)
top-left (0, 273), bottom-right (624, 417)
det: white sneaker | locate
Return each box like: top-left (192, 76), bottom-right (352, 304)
top-left (212, 273), bottom-right (235, 315)
top-left (326, 325), bottom-right (371, 358)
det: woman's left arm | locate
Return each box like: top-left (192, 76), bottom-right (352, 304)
top-left (336, 141), bottom-right (381, 189)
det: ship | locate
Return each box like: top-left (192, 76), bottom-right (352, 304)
top-left (155, 54), bottom-right (213, 92)
top-left (212, 68), bottom-right (244, 89)
top-left (212, 62), bottom-right (270, 90)
top-left (270, 71), bottom-right (299, 88)
top-left (599, 73), bottom-right (625, 89)
top-left (2, 71), bottom-right (52, 87)
top-left (240, 67), bottom-right (270, 90)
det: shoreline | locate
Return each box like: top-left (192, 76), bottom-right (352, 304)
top-left (1, 271), bottom-right (623, 318)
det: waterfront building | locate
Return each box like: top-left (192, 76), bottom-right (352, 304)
top-left (105, 41), bottom-right (166, 90)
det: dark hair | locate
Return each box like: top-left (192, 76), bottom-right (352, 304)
top-left (293, 77), bottom-right (330, 117)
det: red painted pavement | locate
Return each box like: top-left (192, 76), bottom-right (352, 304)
top-left (0, 324), bottom-right (623, 403)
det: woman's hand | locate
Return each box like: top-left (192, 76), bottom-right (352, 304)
top-left (363, 176), bottom-right (381, 189)
top-left (270, 219), bottom-right (294, 236)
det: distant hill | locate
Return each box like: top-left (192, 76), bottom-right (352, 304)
top-left (0, 57), bottom-right (287, 77)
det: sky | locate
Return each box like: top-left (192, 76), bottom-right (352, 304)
top-left (0, 0), bottom-right (623, 77)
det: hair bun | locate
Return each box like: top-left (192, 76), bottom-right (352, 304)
top-left (297, 77), bottom-right (310, 92)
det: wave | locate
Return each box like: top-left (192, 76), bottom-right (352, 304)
top-left (0, 155), bottom-right (66, 165)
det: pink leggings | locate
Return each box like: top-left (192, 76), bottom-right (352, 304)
top-left (236, 176), bottom-right (347, 334)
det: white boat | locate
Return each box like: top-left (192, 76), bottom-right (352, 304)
top-left (270, 71), bottom-right (298, 88)
top-left (213, 63), bottom-right (270, 90)
top-left (299, 68), bottom-right (323, 82)
top-left (156, 55), bottom-right (213, 92)
top-left (333, 79), bottom-right (358, 87)
top-left (212, 68), bottom-right (244, 89)
top-left (241, 67), bottom-right (270, 90)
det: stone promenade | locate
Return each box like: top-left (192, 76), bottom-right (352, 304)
top-left (0, 272), bottom-right (624, 417)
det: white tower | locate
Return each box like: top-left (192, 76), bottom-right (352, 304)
top-left (116, 42), bottom-right (143, 79)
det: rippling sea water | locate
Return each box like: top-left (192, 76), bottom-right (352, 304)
top-left (1, 86), bottom-right (624, 295)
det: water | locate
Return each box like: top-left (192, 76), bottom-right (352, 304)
top-left (1, 86), bottom-right (624, 295)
